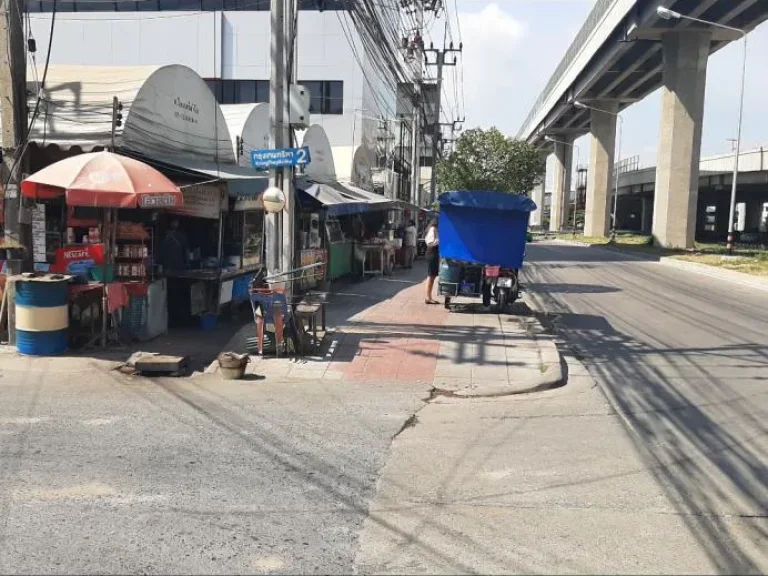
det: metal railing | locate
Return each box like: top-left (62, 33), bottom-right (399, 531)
top-left (614, 154), bottom-right (640, 176)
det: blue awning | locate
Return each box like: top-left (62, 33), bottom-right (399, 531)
top-left (438, 190), bottom-right (537, 212)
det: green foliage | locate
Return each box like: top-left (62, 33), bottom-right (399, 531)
top-left (436, 127), bottom-right (545, 194)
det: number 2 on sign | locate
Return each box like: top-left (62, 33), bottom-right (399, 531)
top-left (296, 147), bottom-right (310, 165)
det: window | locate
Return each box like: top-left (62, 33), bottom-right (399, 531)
top-left (30, 0), bottom-right (77, 10)
top-left (116, 1), bottom-right (139, 10)
top-left (221, 80), bottom-right (236, 104)
top-left (225, 0), bottom-right (270, 8)
top-left (325, 80), bottom-right (343, 114)
top-left (204, 79), bottom-right (270, 105)
top-left (254, 80), bottom-right (270, 103)
top-left (77, 1), bottom-right (118, 11)
top-left (300, 81), bottom-right (343, 115)
top-left (136, 0), bottom-right (161, 9)
top-left (297, 0), bottom-right (349, 10)
top-left (237, 80), bottom-right (256, 104)
top-left (205, 79), bottom-right (223, 103)
top-left (29, 0), bottom-right (346, 10)
top-left (158, 0), bottom-right (204, 8)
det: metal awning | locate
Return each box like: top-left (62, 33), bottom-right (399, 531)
top-left (296, 176), bottom-right (395, 216)
top-left (124, 152), bottom-right (269, 198)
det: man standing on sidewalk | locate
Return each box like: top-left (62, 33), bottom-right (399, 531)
top-left (404, 219), bottom-right (418, 268)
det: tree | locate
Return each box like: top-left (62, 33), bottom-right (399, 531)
top-left (435, 127), bottom-right (545, 194)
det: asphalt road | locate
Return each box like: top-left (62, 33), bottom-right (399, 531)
top-left (0, 359), bottom-right (430, 574)
top-left (523, 242), bottom-right (768, 574)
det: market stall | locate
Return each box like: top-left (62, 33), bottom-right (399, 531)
top-left (295, 176), bottom-right (398, 281)
top-left (20, 151), bottom-right (184, 349)
top-left (155, 173), bottom-right (268, 328)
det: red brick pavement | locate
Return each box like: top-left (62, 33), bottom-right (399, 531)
top-left (328, 280), bottom-right (448, 383)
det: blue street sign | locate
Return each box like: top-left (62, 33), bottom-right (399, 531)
top-left (251, 146), bottom-right (311, 169)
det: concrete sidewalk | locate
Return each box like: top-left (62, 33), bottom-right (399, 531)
top-left (353, 356), bottom-right (738, 575)
top-left (210, 263), bottom-right (563, 397)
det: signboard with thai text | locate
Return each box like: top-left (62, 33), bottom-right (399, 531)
top-left (251, 147), bottom-right (311, 170)
top-left (170, 185), bottom-right (225, 219)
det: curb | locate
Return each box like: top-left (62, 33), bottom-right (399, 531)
top-left (542, 238), bottom-right (593, 248)
top-left (449, 338), bottom-right (565, 398)
top-left (445, 308), bottom-right (566, 398)
top-left (0, 348), bottom-right (124, 373)
top-left (658, 257), bottom-right (768, 293)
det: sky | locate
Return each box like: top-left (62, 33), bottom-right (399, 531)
top-left (434, 0), bottom-right (768, 182)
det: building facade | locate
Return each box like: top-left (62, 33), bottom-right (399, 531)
top-left (28, 0), bottom-right (412, 196)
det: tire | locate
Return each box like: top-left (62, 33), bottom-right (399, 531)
top-left (482, 284), bottom-right (492, 307)
top-left (444, 296), bottom-right (452, 310)
top-left (497, 289), bottom-right (509, 312)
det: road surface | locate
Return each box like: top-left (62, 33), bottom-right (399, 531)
top-left (523, 242), bottom-right (768, 574)
top-left (0, 358), bottom-right (430, 574)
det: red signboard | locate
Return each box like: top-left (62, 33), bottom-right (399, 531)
top-left (50, 243), bottom-right (106, 275)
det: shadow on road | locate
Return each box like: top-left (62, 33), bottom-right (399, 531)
top-left (528, 242), bottom-right (661, 262)
top-left (523, 282), bottom-right (621, 294)
top-left (526, 293), bottom-right (768, 573)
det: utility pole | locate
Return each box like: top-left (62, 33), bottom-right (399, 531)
top-left (1, 0), bottom-right (29, 258)
top-left (425, 42), bottom-right (461, 204)
top-left (281, 0), bottom-right (295, 287)
top-left (409, 0), bottom-right (424, 208)
top-left (267, 0), bottom-right (286, 275)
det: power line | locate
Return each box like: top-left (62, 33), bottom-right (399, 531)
top-left (3, 0), bottom-right (57, 194)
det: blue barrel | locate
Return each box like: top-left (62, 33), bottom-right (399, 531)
top-left (439, 259), bottom-right (462, 284)
top-left (15, 277), bottom-right (70, 356)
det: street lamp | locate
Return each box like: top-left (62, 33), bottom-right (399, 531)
top-left (657, 5), bottom-right (747, 254)
top-left (574, 100), bottom-right (623, 241)
top-left (545, 135), bottom-right (580, 236)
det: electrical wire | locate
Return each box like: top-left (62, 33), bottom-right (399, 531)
top-left (3, 0), bottom-right (57, 195)
top-left (333, 9), bottom-right (396, 118)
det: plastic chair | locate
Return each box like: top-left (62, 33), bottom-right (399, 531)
top-left (250, 289), bottom-right (289, 357)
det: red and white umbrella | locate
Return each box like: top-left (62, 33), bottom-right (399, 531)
top-left (21, 151), bottom-right (184, 209)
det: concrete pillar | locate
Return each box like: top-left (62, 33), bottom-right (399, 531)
top-left (549, 139), bottom-right (572, 232)
top-left (652, 31), bottom-right (711, 249)
top-left (583, 101), bottom-right (617, 238)
top-left (530, 179), bottom-right (546, 227)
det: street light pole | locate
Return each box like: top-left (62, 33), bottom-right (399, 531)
top-left (267, 0), bottom-right (286, 274)
top-left (657, 6), bottom-right (747, 254)
top-left (574, 101), bottom-right (623, 241)
top-left (545, 136), bottom-right (579, 236)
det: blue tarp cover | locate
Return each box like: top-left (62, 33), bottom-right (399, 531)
top-left (437, 190), bottom-right (535, 269)
top-left (438, 190), bottom-right (537, 212)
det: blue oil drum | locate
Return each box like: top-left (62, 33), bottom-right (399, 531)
top-left (15, 276), bottom-right (70, 356)
top-left (438, 259), bottom-right (462, 284)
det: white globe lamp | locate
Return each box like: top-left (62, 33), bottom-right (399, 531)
top-left (262, 186), bottom-right (286, 213)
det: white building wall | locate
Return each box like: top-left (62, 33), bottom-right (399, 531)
top-left (30, 12), bottom-right (220, 75)
top-left (28, 8), bottom-right (398, 185)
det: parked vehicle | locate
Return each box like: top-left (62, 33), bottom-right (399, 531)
top-left (436, 190), bottom-right (536, 313)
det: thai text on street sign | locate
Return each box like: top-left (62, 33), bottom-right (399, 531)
top-left (251, 147), bottom-right (311, 170)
